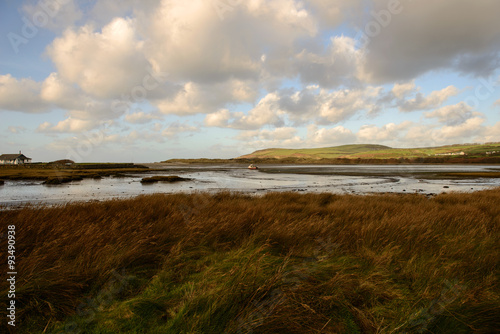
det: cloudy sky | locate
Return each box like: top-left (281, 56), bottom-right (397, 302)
top-left (1, 0), bottom-right (500, 162)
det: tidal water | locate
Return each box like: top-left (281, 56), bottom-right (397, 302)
top-left (1, 164), bottom-right (499, 208)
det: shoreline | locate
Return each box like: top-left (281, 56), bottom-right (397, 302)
top-left (2, 164), bottom-right (500, 209)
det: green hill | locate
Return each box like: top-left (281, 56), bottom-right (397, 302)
top-left (237, 143), bottom-right (500, 160)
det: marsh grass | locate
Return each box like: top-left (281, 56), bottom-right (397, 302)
top-left (0, 165), bottom-right (150, 182)
top-left (140, 175), bottom-right (191, 184)
top-left (0, 190), bottom-right (499, 333)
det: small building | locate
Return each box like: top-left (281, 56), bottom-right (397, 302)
top-left (0, 151), bottom-right (32, 165)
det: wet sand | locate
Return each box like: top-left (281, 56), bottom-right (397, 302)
top-left (1, 164), bottom-right (499, 208)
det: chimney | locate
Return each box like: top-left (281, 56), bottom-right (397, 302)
top-left (19, 150), bottom-right (21, 154)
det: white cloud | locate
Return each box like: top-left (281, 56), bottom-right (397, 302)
top-left (307, 124), bottom-right (356, 145)
top-left (357, 122), bottom-right (412, 142)
top-left (317, 86), bottom-right (382, 123)
top-left (0, 74), bottom-right (46, 113)
top-left (40, 72), bottom-right (85, 110)
top-left (425, 102), bottom-right (481, 126)
top-left (124, 111), bottom-right (162, 124)
top-left (162, 123), bottom-right (198, 138)
top-left (305, 0), bottom-right (363, 29)
top-left (392, 81), bottom-right (415, 99)
top-left (206, 85), bottom-right (387, 129)
top-left (205, 109), bottom-right (231, 127)
top-left (438, 117), bottom-right (485, 140)
top-left (480, 122), bottom-right (500, 142)
top-left (398, 86), bottom-right (459, 112)
top-left (3, 0), bottom-right (500, 161)
top-left (46, 17), bottom-right (150, 99)
top-left (140, 0), bottom-right (320, 84)
top-left (156, 80), bottom-right (258, 116)
top-left (237, 127), bottom-right (303, 149)
top-left (294, 35), bottom-right (363, 88)
top-left (204, 93), bottom-right (285, 130)
top-left (37, 118), bottom-right (97, 133)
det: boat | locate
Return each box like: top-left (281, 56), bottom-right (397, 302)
top-left (248, 164), bottom-right (259, 170)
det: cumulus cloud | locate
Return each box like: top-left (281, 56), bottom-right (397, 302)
top-left (124, 111), bottom-right (162, 124)
top-left (294, 36), bottom-right (364, 88)
top-left (40, 72), bottom-right (86, 110)
top-left (481, 122), bottom-right (500, 142)
top-left (37, 118), bottom-right (98, 133)
top-left (361, 0), bottom-right (500, 82)
top-left (237, 127), bottom-right (303, 149)
top-left (305, 0), bottom-right (363, 29)
top-left (438, 117), bottom-right (485, 140)
top-left (397, 86), bottom-right (459, 112)
top-left (391, 81), bottom-right (415, 99)
top-left (3, 0), bottom-right (500, 160)
top-left (155, 80), bottom-right (258, 116)
top-left (282, 85), bottom-right (382, 123)
top-left (0, 74), bottom-right (47, 113)
top-left (204, 109), bottom-right (232, 128)
top-left (206, 85), bottom-right (389, 129)
top-left (46, 17), bottom-right (151, 99)
top-left (161, 123), bottom-right (198, 138)
top-left (307, 124), bottom-right (356, 145)
top-left (204, 93), bottom-right (285, 130)
top-left (357, 122), bottom-right (412, 143)
top-left (425, 103), bottom-right (482, 126)
top-left (140, 0), bottom-right (316, 84)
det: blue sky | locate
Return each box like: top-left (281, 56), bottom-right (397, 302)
top-left (1, 0), bottom-right (500, 162)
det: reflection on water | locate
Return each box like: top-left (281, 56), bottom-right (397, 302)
top-left (1, 164), bottom-right (499, 207)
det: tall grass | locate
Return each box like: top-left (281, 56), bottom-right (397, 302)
top-left (1, 189), bottom-right (499, 333)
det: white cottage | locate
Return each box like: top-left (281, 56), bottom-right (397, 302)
top-left (0, 151), bottom-right (32, 164)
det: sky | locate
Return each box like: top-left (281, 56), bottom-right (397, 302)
top-left (1, 0), bottom-right (500, 162)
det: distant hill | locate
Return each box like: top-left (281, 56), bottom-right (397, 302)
top-left (236, 143), bottom-right (500, 160)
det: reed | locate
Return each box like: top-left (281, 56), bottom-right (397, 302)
top-left (1, 189), bottom-right (499, 333)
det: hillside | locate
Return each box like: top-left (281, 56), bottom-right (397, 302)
top-left (236, 143), bottom-right (500, 160)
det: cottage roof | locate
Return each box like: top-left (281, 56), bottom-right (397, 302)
top-left (0, 154), bottom-right (31, 160)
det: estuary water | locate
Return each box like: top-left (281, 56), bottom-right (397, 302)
top-left (1, 164), bottom-right (499, 207)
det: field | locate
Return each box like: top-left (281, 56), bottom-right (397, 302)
top-left (236, 143), bottom-right (500, 161)
top-left (1, 190), bottom-right (499, 333)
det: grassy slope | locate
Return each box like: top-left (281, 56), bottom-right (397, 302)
top-left (237, 143), bottom-right (500, 160)
top-left (1, 190), bottom-right (499, 333)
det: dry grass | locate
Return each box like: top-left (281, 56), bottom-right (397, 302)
top-left (1, 189), bottom-right (499, 333)
top-left (0, 166), bottom-right (149, 182)
top-left (140, 175), bottom-right (191, 183)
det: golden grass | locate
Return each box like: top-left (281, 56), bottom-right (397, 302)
top-left (1, 189), bottom-right (499, 333)
top-left (0, 167), bottom-right (149, 182)
top-left (140, 175), bottom-right (191, 183)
